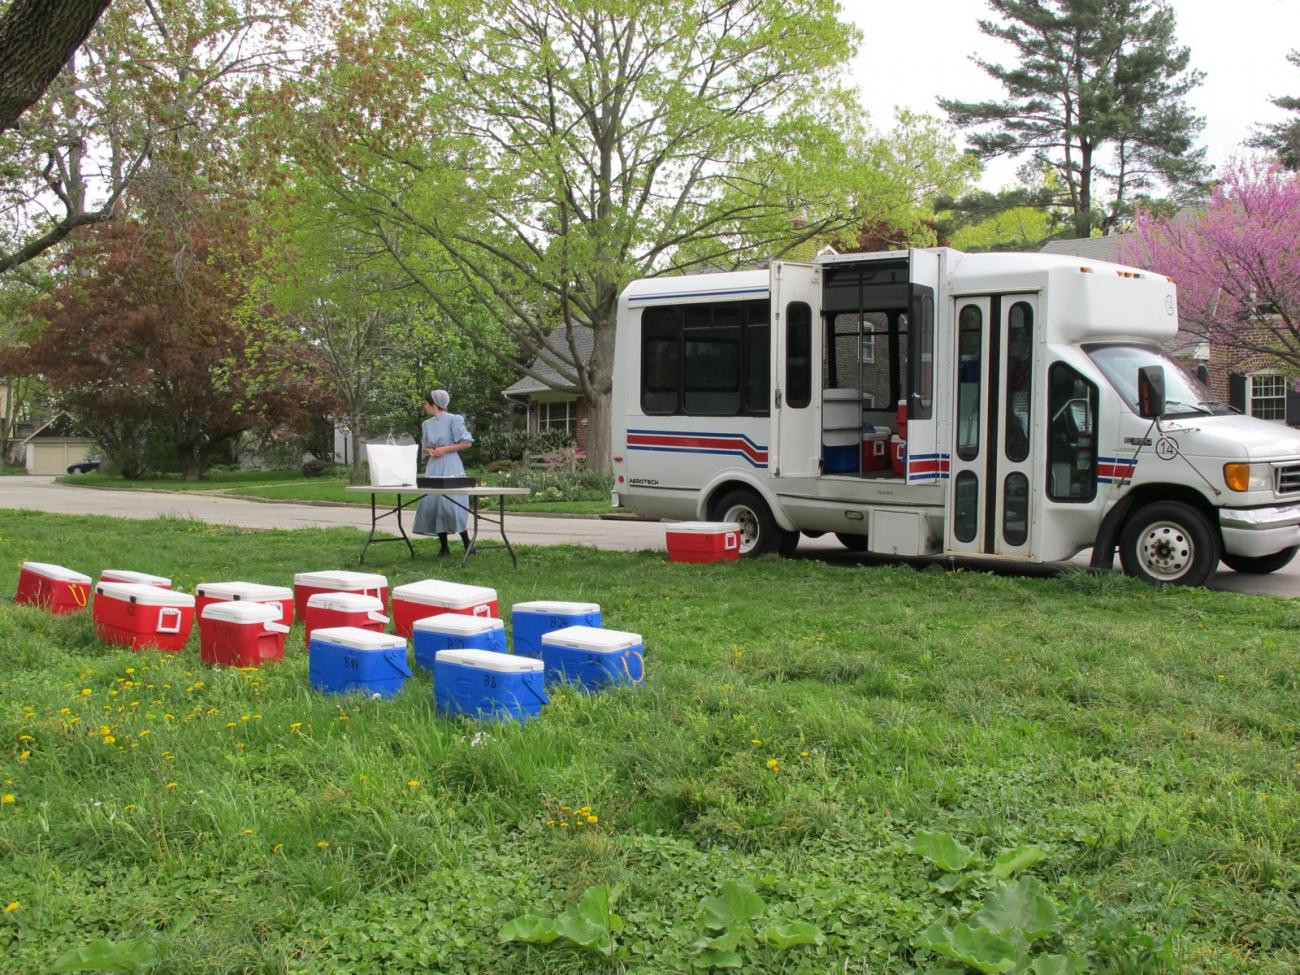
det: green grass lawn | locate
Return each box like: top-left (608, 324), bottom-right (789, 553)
top-left (1, 510), bottom-right (1297, 973)
top-left (56, 470), bottom-right (617, 514)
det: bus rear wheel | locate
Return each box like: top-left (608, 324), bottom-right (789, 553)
top-left (1221, 546), bottom-right (1297, 574)
top-left (1119, 501), bottom-right (1221, 586)
top-left (710, 488), bottom-right (794, 557)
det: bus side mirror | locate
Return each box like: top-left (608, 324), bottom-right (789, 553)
top-left (1137, 365), bottom-right (1165, 418)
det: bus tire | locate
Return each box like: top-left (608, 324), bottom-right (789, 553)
top-left (1221, 546), bottom-right (1297, 574)
top-left (1119, 501), bottom-right (1221, 586)
top-left (710, 488), bottom-right (786, 557)
top-left (835, 532), bottom-right (869, 552)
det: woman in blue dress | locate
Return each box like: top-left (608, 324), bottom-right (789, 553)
top-left (412, 389), bottom-right (475, 556)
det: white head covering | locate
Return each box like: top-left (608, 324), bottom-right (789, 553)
top-left (429, 389), bottom-right (450, 409)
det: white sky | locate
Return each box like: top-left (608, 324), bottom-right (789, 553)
top-left (842, 0), bottom-right (1300, 189)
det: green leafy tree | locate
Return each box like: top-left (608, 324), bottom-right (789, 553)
top-left (940, 0), bottom-right (1208, 239)
top-left (1250, 50), bottom-right (1300, 170)
top-left (292, 0), bottom-right (959, 473)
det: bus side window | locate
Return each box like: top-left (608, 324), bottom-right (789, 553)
top-left (642, 306), bottom-right (681, 414)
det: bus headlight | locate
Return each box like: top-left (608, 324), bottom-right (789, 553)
top-left (1223, 463), bottom-right (1272, 493)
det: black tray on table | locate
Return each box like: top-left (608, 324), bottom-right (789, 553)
top-left (417, 476), bottom-right (478, 489)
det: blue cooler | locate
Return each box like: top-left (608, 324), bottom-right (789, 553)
top-left (309, 626), bottom-right (412, 699)
top-left (511, 600), bottom-right (602, 659)
top-left (413, 613), bottom-right (506, 670)
top-left (539, 625), bottom-right (644, 690)
top-left (434, 648), bottom-right (548, 723)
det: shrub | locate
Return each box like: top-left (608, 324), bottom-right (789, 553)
top-left (301, 457), bottom-right (332, 478)
top-left (473, 427), bottom-right (571, 465)
top-left (496, 466), bottom-right (612, 502)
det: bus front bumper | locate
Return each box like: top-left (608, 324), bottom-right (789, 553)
top-left (1220, 504), bottom-right (1300, 557)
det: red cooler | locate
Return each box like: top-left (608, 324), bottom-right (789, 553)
top-left (93, 582), bottom-right (195, 652)
top-left (665, 521), bottom-right (741, 563)
top-left (862, 431), bottom-right (891, 471)
top-left (100, 569), bottom-right (172, 589)
top-left (195, 581), bottom-right (294, 627)
top-left (200, 601), bottom-right (290, 667)
top-left (391, 580), bottom-right (500, 638)
top-left (15, 561), bottom-right (91, 614)
top-left (293, 570), bottom-right (388, 619)
top-left (304, 592), bottom-right (388, 648)
top-left (891, 435), bottom-right (906, 477)
top-left (895, 400), bottom-right (908, 441)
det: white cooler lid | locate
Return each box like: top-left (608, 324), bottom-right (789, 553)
top-left (101, 569), bottom-right (171, 587)
top-left (435, 648), bottom-right (542, 672)
top-left (541, 625), bottom-right (642, 652)
top-left (306, 592), bottom-right (385, 612)
top-left (94, 581), bottom-right (194, 608)
top-left (22, 561), bottom-right (91, 584)
top-left (512, 600), bottom-right (601, 615)
top-left (294, 570), bottom-right (388, 590)
top-left (412, 612), bottom-right (504, 635)
top-left (201, 600), bottom-right (283, 624)
top-left (392, 579), bottom-right (497, 608)
top-left (310, 626), bottom-right (406, 651)
top-left (666, 521), bottom-right (740, 534)
top-left (197, 581), bottom-right (293, 601)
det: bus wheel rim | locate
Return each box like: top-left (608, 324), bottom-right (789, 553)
top-left (725, 505), bottom-right (759, 552)
top-left (1137, 520), bottom-right (1193, 580)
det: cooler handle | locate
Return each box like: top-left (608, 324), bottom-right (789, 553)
top-left (724, 532), bottom-right (737, 551)
top-left (70, 583), bottom-right (89, 608)
top-left (368, 611), bottom-right (389, 624)
top-left (157, 607), bottom-right (183, 634)
top-left (620, 651), bottom-right (645, 685)
top-left (264, 621), bottom-right (291, 635)
top-left (473, 604), bottom-right (490, 617)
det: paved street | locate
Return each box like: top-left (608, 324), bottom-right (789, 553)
top-left (2, 476), bottom-right (1295, 596)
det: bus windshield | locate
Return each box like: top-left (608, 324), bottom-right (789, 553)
top-left (1085, 343), bottom-right (1232, 418)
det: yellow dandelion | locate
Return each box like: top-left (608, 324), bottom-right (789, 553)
top-left (316, 841), bottom-right (330, 849)
top-left (559, 822), bottom-right (569, 829)
top-left (272, 842), bottom-right (283, 853)
top-left (162, 751), bottom-right (175, 760)
top-left (575, 819), bottom-right (586, 827)
top-left (766, 758), bottom-right (779, 772)
top-left (289, 722), bottom-right (302, 732)
top-left (80, 688), bottom-right (92, 696)
top-left (4, 902), bottom-right (17, 913)
top-left (337, 714), bottom-right (349, 722)
top-left (1, 794), bottom-right (14, 805)
top-left (17, 735), bottom-right (33, 743)
top-left (166, 782), bottom-right (177, 790)
top-left (102, 735), bottom-right (116, 745)
top-left (58, 708), bottom-right (71, 715)
top-left (242, 828), bottom-right (253, 835)
top-left (800, 751), bottom-right (810, 759)
top-left (751, 738), bottom-right (762, 746)
top-left (18, 750), bottom-right (30, 761)
top-left (138, 729), bottom-right (150, 738)
top-left (123, 804), bottom-right (136, 812)
top-left (546, 819), bottom-right (557, 827)
top-left (587, 814), bottom-right (598, 824)
top-left (99, 725), bottom-right (111, 736)
top-left (407, 780), bottom-right (420, 789)
top-left (225, 722), bottom-right (237, 729)
top-left (125, 668), bottom-right (135, 675)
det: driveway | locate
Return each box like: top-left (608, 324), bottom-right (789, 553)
top-left (3, 476), bottom-right (1295, 596)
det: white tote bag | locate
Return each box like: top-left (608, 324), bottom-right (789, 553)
top-left (365, 443), bottom-right (419, 487)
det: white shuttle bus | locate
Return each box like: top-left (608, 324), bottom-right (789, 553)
top-left (610, 248), bottom-right (1300, 585)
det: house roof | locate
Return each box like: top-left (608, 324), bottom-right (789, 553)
top-left (21, 412), bottom-right (91, 443)
top-left (502, 324), bottom-right (594, 398)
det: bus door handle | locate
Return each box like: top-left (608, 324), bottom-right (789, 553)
top-left (774, 389), bottom-right (783, 409)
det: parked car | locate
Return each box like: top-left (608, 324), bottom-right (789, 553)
top-left (66, 458), bottom-right (101, 474)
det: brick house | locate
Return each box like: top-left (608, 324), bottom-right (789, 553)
top-left (1041, 235), bottom-right (1300, 425)
top-left (501, 324), bottom-right (593, 451)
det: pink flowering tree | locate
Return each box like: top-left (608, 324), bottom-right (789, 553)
top-left (1119, 159), bottom-right (1300, 371)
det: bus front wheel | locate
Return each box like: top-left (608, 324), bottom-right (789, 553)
top-left (710, 488), bottom-right (795, 557)
top-left (1119, 501), bottom-right (1221, 586)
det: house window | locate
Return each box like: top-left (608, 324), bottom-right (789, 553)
top-left (537, 400), bottom-right (577, 436)
top-left (1249, 374), bottom-right (1286, 421)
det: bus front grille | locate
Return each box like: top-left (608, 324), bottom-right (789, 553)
top-left (1275, 463), bottom-right (1300, 495)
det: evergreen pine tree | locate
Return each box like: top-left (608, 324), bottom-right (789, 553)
top-left (1250, 50), bottom-right (1300, 170)
top-left (939, 0), bottom-right (1208, 239)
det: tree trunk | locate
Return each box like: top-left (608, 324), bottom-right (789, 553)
top-left (349, 414), bottom-right (364, 484)
top-left (583, 318), bottom-right (617, 475)
top-left (0, 0), bottom-right (112, 131)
